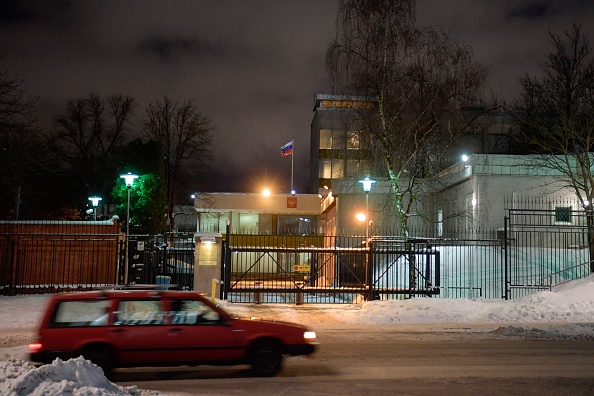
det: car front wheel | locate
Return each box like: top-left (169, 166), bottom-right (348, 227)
top-left (249, 340), bottom-right (283, 377)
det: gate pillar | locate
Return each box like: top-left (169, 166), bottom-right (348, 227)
top-left (194, 233), bottom-right (223, 296)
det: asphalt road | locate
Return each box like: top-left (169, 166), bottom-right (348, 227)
top-left (114, 325), bottom-right (594, 395)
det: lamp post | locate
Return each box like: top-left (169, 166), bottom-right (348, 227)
top-left (88, 196), bottom-right (102, 221)
top-left (359, 177), bottom-right (376, 243)
top-left (120, 172), bottom-right (138, 284)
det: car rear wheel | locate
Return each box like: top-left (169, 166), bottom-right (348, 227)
top-left (81, 345), bottom-right (114, 378)
top-left (249, 340), bottom-right (283, 377)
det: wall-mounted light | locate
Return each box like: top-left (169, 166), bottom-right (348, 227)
top-left (262, 188), bottom-right (271, 197)
top-left (201, 236), bottom-right (216, 244)
top-left (461, 154), bottom-right (469, 162)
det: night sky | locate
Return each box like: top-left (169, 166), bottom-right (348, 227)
top-left (1, 1), bottom-right (592, 194)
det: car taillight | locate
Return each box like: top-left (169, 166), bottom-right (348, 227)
top-left (304, 331), bottom-right (317, 342)
top-left (28, 342), bottom-right (42, 353)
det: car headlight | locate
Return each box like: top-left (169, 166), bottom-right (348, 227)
top-left (304, 331), bottom-right (317, 341)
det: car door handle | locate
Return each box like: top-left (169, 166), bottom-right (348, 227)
top-left (111, 329), bottom-right (126, 334)
top-left (232, 329), bottom-right (245, 333)
top-left (169, 327), bottom-right (183, 335)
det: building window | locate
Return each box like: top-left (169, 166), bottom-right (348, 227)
top-left (199, 212), bottom-right (226, 233)
top-left (331, 159), bottom-right (344, 178)
top-left (320, 129), bottom-right (333, 149)
top-left (554, 206), bottom-right (572, 224)
top-left (320, 159), bottom-right (332, 179)
top-left (320, 129), bottom-right (346, 150)
top-left (278, 215), bottom-right (316, 235)
top-left (319, 159), bottom-right (345, 179)
top-left (345, 159), bottom-right (360, 177)
top-left (347, 131), bottom-right (360, 149)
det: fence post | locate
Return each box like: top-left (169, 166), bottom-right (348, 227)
top-left (503, 216), bottom-right (509, 300)
top-left (367, 239), bottom-right (375, 301)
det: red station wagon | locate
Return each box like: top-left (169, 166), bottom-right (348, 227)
top-left (29, 289), bottom-right (318, 377)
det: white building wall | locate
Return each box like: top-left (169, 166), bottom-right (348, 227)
top-left (432, 155), bottom-right (578, 234)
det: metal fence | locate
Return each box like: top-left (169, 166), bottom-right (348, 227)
top-left (222, 232), bottom-right (504, 303)
top-left (504, 206), bottom-right (593, 299)
top-left (0, 221), bottom-right (197, 295)
top-left (3, 208), bottom-right (593, 301)
top-left (127, 236), bottom-right (195, 291)
top-left (0, 220), bottom-right (121, 295)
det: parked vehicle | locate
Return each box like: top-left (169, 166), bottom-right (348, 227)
top-left (29, 289), bottom-right (317, 377)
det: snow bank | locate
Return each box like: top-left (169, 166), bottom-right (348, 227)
top-left (0, 357), bottom-right (160, 396)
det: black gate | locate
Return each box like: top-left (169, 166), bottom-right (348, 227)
top-left (221, 234), bottom-right (441, 304)
top-left (504, 207), bottom-right (592, 299)
top-left (371, 238), bottom-right (440, 299)
top-left (126, 236), bottom-right (195, 290)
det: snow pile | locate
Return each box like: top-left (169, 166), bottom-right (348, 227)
top-left (0, 357), bottom-right (159, 396)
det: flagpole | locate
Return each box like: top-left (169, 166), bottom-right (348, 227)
top-left (291, 137), bottom-right (294, 194)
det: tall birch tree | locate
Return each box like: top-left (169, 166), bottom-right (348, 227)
top-left (327, 0), bottom-right (488, 236)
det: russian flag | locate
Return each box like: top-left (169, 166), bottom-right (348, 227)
top-left (281, 140), bottom-right (293, 157)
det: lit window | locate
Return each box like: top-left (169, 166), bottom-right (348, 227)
top-left (347, 131), bottom-right (360, 149)
top-left (320, 129), bottom-right (332, 149)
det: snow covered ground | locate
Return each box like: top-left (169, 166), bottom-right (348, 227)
top-left (1, 274), bottom-right (594, 395)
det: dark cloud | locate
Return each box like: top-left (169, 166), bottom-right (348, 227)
top-left (139, 36), bottom-right (225, 61)
top-left (506, 1), bottom-right (551, 19)
top-left (1, 0), bottom-right (592, 193)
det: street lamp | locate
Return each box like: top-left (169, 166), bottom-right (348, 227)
top-left (120, 172), bottom-right (138, 284)
top-left (88, 196), bottom-right (102, 221)
top-left (359, 177), bottom-right (376, 243)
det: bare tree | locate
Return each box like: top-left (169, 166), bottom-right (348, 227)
top-left (511, 24), bottom-right (594, 270)
top-left (52, 93), bottom-right (136, 209)
top-left (0, 67), bottom-right (54, 219)
top-left (327, 0), bottom-right (488, 236)
top-left (142, 96), bottom-right (214, 243)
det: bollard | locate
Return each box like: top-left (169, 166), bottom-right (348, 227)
top-left (211, 279), bottom-right (219, 303)
top-left (255, 281), bottom-right (263, 304)
top-left (296, 291), bottom-right (304, 305)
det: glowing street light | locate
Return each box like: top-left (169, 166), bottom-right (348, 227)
top-left (88, 196), bottom-right (102, 221)
top-left (120, 172), bottom-right (138, 284)
top-left (359, 177), bottom-right (376, 242)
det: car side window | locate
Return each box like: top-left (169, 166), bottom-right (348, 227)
top-left (114, 300), bottom-right (165, 326)
top-left (52, 300), bottom-right (111, 327)
top-left (169, 299), bottom-right (220, 325)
